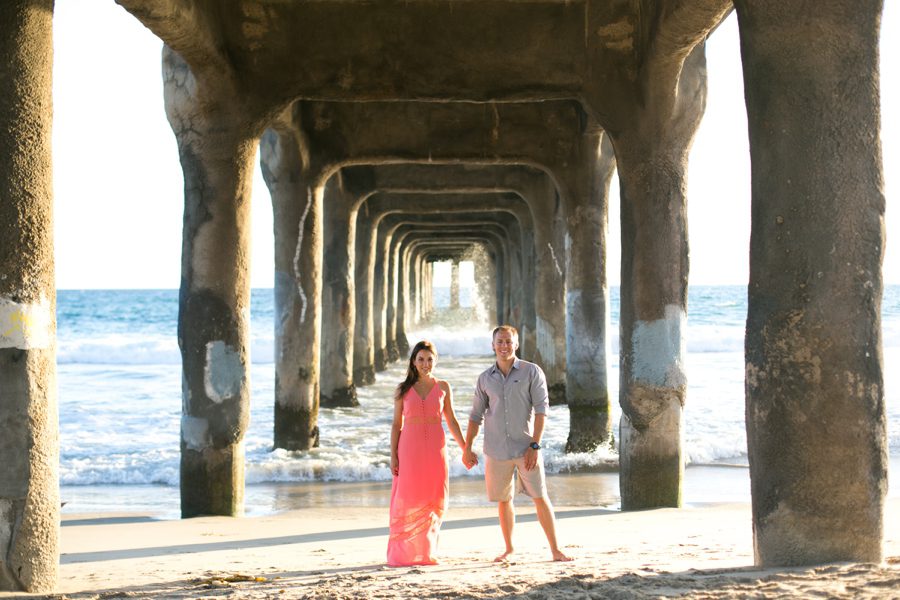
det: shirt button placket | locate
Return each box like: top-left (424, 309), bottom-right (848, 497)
top-left (422, 396), bottom-right (427, 441)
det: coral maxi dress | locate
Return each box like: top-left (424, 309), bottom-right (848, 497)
top-left (387, 382), bottom-right (449, 566)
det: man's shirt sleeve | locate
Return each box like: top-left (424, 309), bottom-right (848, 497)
top-left (530, 364), bottom-right (550, 415)
top-left (469, 372), bottom-right (488, 424)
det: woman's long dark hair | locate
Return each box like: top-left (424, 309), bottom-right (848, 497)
top-left (395, 340), bottom-right (438, 400)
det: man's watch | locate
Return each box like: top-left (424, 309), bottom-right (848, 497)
top-left (529, 442), bottom-right (541, 450)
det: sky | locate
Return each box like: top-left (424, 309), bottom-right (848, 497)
top-left (51, 3), bottom-right (898, 289)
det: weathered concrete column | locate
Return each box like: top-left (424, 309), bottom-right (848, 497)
top-left (474, 247), bottom-right (499, 324)
top-left (414, 255), bottom-right (426, 324)
top-left (518, 225), bottom-right (538, 358)
top-left (613, 46), bottom-right (707, 511)
top-left (320, 173), bottom-right (358, 407)
top-left (353, 203), bottom-right (376, 385)
top-left (259, 125), bottom-right (322, 451)
top-left (164, 48), bottom-right (254, 517)
top-left (370, 217), bottom-right (388, 371)
top-left (427, 260), bottom-right (435, 317)
top-left (423, 260), bottom-right (433, 318)
top-left (530, 183), bottom-right (567, 404)
top-left (418, 252), bottom-right (429, 322)
top-left (735, 0), bottom-right (886, 566)
top-left (469, 245), bottom-right (495, 323)
top-left (562, 131), bottom-right (616, 452)
top-left (450, 260), bottom-right (461, 309)
top-left (490, 241), bottom-right (511, 329)
top-left (0, 1), bottom-right (58, 590)
top-left (395, 233), bottom-right (412, 352)
top-left (384, 222), bottom-right (406, 362)
top-left (163, 48), bottom-right (257, 517)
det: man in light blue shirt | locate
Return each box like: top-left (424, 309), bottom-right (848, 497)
top-left (463, 325), bottom-right (572, 562)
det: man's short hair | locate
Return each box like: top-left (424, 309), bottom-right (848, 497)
top-left (492, 325), bottom-right (519, 341)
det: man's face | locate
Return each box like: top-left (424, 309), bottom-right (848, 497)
top-left (492, 330), bottom-right (518, 361)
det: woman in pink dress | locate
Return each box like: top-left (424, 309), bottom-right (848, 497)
top-left (387, 340), bottom-right (466, 566)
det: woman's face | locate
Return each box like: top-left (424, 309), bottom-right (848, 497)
top-left (414, 349), bottom-right (436, 378)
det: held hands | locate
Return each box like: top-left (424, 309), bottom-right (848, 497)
top-left (462, 446), bottom-right (479, 470)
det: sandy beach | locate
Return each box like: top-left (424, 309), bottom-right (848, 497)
top-left (4, 477), bottom-right (899, 599)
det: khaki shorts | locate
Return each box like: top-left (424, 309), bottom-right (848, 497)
top-left (484, 454), bottom-right (548, 502)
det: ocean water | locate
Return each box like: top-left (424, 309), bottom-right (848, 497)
top-left (55, 286), bottom-right (900, 517)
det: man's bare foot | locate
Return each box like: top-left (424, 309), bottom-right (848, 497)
top-left (552, 549), bottom-right (573, 562)
top-left (494, 550), bottom-right (514, 562)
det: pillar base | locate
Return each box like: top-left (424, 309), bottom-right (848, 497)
top-left (320, 384), bottom-right (359, 408)
top-left (180, 443), bottom-right (245, 518)
top-left (618, 406), bottom-right (682, 510)
top-left (754, 509), bottom-right (883, 567)
top-left (374, 349), bottom-right (387, 372)
top-left (565, 404), bottom-right (611, 453)
top-left (384, 342), bottom-right (400, 366)
top-left (273, 404), bottom-right (320, 451)
top-left (353, 365), bottom-right (376, 386)
top-left (396, 335), bottom-right (409, 358)
top-left (0, 349), bottom-right (59, 593)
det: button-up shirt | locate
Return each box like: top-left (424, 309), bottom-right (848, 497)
top-left (469, 358), bottom-right (549, 460)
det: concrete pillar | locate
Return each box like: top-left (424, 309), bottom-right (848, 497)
top-left (394, 236), bottom-right (415, 357)
top-left (320, 174), bottom-right (358, 407)
top-left (474, 248), bottom-right (498, 324)
top-left (384, 223), bottom-right (406, 362)
top-left (450, 260), bottom-right (461, 309)
top-left (420, 254), bottom-right (429, 321)
top-left (613, 47), bottom-right (707, 511)
top-left (164, 48), bottom-right (254, 517)
top-left (423, 260), bottom-right (433, 318)
top-left (518, 225), bottom-right (538, 358)
top-left (563, 131), bottom-right (616, 452)
top-left (353, 204), bottom-right (376, 385)
top-left (736, 0), bottom-right (886, 566)
top-left (410, 252), bottom-right (420, 325)
top-left (488, 239), bottom-right (509, 329)
top-left (371, 217), bottom-right (394, 370)
top-left (530, 186), bottom-right (567, 404)
top-left (259, 126), bottom-right (322, 451)
top-left (0, 0), bottom-right (58, 590)
top-left (413, 255), bottom-right (425, 323)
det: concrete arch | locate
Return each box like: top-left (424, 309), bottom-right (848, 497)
top-left (261, 99), bottom-right (591, 410)
top-left (356, 190), bottom-right (558, 384)
top-left (387, 218), bottom-right (520, 328)
top-left (360, 208), bottom-right (526, 370)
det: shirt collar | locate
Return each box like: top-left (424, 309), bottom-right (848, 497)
top-left (491, 358), bottom-right (521, 375)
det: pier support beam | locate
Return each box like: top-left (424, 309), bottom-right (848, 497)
top-left (260, 123), bottom-right (322, 451)
top-left (562, 131), bottom-right (616, 452)
top-left (165, 49), bottom-right (254, 517)
top-left (736, 0), bottom-right (886, 566)
top-left (450, 260), bottom-right (461, 309)
top-left (320, 174), bottom-right (359, 407)
top-left (0, 0), bottom-right (58, 591)
top-left (614, 46), bottom-right (707, 511)
top-left (373, 220), bottom-right (395, 370)
top-left (354, 205), bottom-right (378, 383)
top-left (529, 177), bottom-right (567, 405)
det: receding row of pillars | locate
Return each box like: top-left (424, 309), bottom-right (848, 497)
top-left (0, 0), bottom-right (889, 592)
